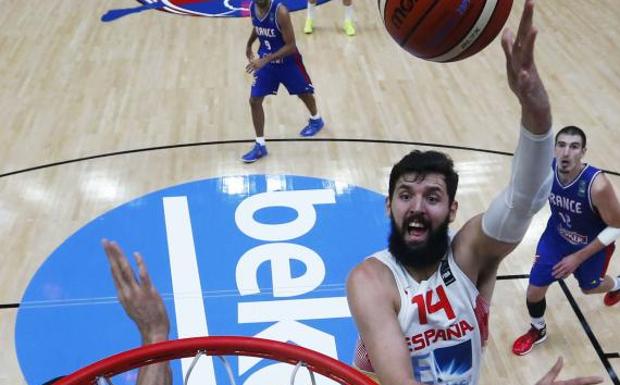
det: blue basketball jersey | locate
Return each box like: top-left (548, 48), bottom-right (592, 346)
top-left (544, 159), bottom-right (606, 247)
top-left (250, 0), bottom-right (294, 64)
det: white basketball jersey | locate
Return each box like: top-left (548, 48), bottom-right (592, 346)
top-left (353, 248), bottom-right (489, 385)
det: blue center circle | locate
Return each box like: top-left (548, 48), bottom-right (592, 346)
top-left (16, 174), bottom-right (389, 385)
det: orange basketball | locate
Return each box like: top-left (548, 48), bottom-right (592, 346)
top-left (379, 0), bottom-right (513, 62)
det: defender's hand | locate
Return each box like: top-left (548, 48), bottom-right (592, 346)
top-left (246, 57), bottom-right (268, 73)
top-left (103, 239), bottom-right (170, 344)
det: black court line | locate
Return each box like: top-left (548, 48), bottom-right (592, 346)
top-left (497, 274), bottom-right (529, 280)
top-left (499, 274), bottom-right (619, 384)
top-left (557, 279), bottom-right (619, 384)
top-left (2, 137), bottom-right (619, 179)
top-left (2, 138), bottom-right (620, 378)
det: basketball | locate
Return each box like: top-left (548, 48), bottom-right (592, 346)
top-left (378, 0), bottom-right (513, 62)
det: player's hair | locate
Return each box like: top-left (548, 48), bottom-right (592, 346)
top-left (388, 150), bottom-right (459, 203)
top-left (555, 125), bottom-right (587, 148)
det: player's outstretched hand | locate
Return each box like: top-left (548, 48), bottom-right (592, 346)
top-left (535, 357), bottom-right (603, 385)
top-left (102, 239), bottom-right (170, 345)
top-left (501, 0), bottom-right (551, 134)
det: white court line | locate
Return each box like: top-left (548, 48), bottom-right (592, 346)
top-left (164, 196), bottom-right (216, 385)
top-left (238, 297), bottom-right (350, 323)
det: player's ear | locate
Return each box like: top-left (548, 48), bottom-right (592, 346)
top-left (448, 200), bottom-right (458, 223)
top-left (385, 196), bottom-right (392, 217)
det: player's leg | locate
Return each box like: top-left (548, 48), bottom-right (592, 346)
top-left (342, 0), bottom-right (355, 36)
top-left (304, 0), bottom-right (317, 34)
top-left (242, 68), bottom-right (275, 163)
top-left (280, 55), bottom-right (324, 137)
top-left (242, 95), bottom-right (269, 163)
top-left (603, 275), bottom-right (620, 306)
top-left (574, 244), bottom-right (620, 305)
top-left (602, 244), bottom-right (620, 306)
top-left (581, 275), bottom-right (616, 294)
top-left (513, 237), bottom-right (557, 356)
top-left (513, 280), bottom-right (551, 355)
top-left (298, 93), bottom-right (317, 116)
top-left (297, 92), bottom-right (324, 136)
top-left (249, 96), bottom-right (265, 138)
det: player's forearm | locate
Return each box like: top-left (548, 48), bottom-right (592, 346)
top-left (263, 42), bottom-right (296, 62)
top-left (136, 333), bottom-right (171, 385)
top-left (573, 227), bottom-right (620, 263)
top-left (520, 96), bottom-right (551, 136)
top-left (137, 363), bottom-right (172, 385)
top-left (246, 31), bottom-right (258, 50)
top-left (573, 238), bottom-right (606, 264)
top-left (519, 72), bottom-right (552, 135)
top-left (481, 126), bottom-right (554, 243)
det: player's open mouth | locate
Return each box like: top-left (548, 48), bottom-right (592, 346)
top-left (406, 220), bottom-right (428, 241)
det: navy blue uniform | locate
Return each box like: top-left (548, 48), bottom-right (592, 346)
top-left (250, 0), bottom-right (314, 97)
top-left (531, 160), bottom-right (615, 289)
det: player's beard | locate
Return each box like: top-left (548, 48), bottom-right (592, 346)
top-left (255, 0), bottom-right (270, 8)
top-left (388, 214), bottom-right (450, 270)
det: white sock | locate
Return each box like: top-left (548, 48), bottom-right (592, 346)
top-left (256, 137), bottom-right (266, 146)
top-left (310, 113), bottom-right (321, 120)
top-left (344, 5), bottom-right (353, 21)
top-left (531, 317), bottom-right (546, 330)
top-left (612, 276), bottom-right (620, 291)
top-left (307, 2), bottom-right (316, 19)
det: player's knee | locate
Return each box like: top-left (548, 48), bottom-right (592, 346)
top-left (581, 287), bottom-right (594, 294)
top-left (580, 286), bottom-right (600, 295)
top-left (249, 96), bottom-right (263, 107)
top-left (526, 285), bottom-right (547, 302)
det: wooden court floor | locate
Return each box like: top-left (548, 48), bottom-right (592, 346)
top-left (1, 0), bottom-right (619, 384)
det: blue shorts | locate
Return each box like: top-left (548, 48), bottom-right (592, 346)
top-left (250, 53), bottom-right (314, 97)
top-left (530, 233), bottom-right (615, 290)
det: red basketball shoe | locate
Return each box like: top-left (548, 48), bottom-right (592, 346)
top-left (604, 289), bottom-right (620, 306)
top-left (512, 325), bottom-right (547, 356)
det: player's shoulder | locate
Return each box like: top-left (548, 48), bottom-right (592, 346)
top-left (275, 1), bottom-right (290, 15)
top-left (347, 252), bottom-right (392, 285)
top-left (591, 169), bottom-right (611, 194)
top-left (347, 252), bottom-right (401, 304)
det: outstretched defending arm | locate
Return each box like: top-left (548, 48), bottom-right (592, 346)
top-left (103, 240), bottom-right (172, 385)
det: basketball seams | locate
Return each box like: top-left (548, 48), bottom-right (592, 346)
top-left (452, 0), bottom-right (512, 61)
top-left (429, 0), bottom-right (499, 62)
top-left (399, 0), bottom-right (440, 48)
top-left (406, 0), bottom-right (485, 59)
top-left (381, 0), bottom-right (511, 61)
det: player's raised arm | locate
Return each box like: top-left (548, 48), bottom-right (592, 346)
top-left (501, 0), bottom-right (551, 135)
top-left (456, 0), bottom-right (552, 265)
top-left (102, 240), bottom-right (172, 385)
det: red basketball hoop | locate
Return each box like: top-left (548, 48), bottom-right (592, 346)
top-left (54, 336), bottom-right (376, 385)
